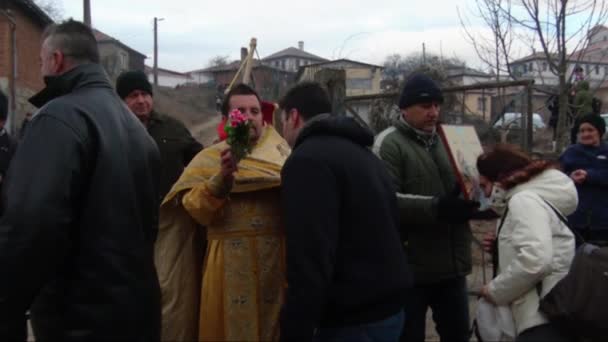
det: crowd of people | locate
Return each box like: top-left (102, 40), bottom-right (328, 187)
top-left (0, 18), bottom-right (606, 342)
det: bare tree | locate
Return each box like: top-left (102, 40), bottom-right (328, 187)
top-left (382, 52), bottom-right (465, 91)
top-left (371, 52), bottom-right (464, 132)
top-left (461, 0), bottom-right (608, 151)
top-left (206, 55), bottom-right (230, 68)
top-left (34, 0), bottom-right (64, 21)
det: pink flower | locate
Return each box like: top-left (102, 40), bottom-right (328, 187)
top-left (229, 109), bottom-right (248, 126)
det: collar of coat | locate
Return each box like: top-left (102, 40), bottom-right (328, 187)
top-left (29, 63), bottom-right (113, 108)
top-left (395, 115), bottom-right (438, 149)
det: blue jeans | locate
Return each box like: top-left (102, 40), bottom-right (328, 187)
top-left (313, 310), bottom-right (405, 342)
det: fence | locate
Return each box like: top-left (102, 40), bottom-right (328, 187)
top-left (349, 80), bottom-right (557, 155)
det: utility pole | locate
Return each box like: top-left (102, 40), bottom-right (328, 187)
top-left (83, 0), bottom-right (92, 27)
top-left (153, 17), bottom-right (161, 87)
top-left (422, 42), bottom-right (427, 64)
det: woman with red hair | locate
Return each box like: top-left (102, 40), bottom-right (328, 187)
top-left (477, 144), bottom-right (577, 342)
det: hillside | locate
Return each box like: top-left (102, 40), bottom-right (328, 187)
top-left (152, 85), bottom-right (221, 146)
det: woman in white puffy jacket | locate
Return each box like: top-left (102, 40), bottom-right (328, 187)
top-left (477, 144), bottom-right (577, 342)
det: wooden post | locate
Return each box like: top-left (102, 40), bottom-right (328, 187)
top-left (153, 17), bottom-right (159, 87)
top-left (242, 38), bottom-right (257, 85)
top-left (83, 0), bottom-right (92, 27)
top-left (314, 69), bottom-right (346, 115)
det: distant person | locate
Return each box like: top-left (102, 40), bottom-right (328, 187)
top-left (374, 73), bottom-right (481, 342)
top-left (0, 19), bottom-right (161, 341)
top-left (0, 91), bottom-right (16, 187)
top-left (560, 114), bottom-right (608, 245)
top-left (117, 70), bottom-right (203, 200)
top-left (573, 81), bottom-right (593, 119)
top-left (279, 82), bottom-right (411, 340)
top-left (0, 91), bottom-right (17, 215)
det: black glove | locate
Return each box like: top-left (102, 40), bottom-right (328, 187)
top-left (435, 185), bottom-right (480, 224)
top-left (470, 209), bottom-right (501, 220)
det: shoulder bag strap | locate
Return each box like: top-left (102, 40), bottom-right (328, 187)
top-left (492, 207), bottom-right (509, 278)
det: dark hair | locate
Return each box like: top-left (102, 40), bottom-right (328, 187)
top-left (0, 90), bottom-right (7, 120)
top-left (221, 84), bottom-right (261, 116)
top-left (476, 144), bottom-right (555, 190)
top-left (279, 82), bottom-right (332, 120)
top-left (42, 19), bottom-right (99, 64)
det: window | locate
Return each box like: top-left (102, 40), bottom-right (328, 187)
top-left (542, 62), bottom-right (548, 72)
top-left (596, 65), bottom-right (600, 75)
top-left (119, 52), bottom-right (128, 70)
top-left (477, 97), bottom-right (487, 113)
top-left (605, 66), bottom-right (608, 75)
top-left (586, 64), bottom-right (591, 74)
top-left (529, 62), bottom-right (534, 72)
top-left (523, 64), bottom-right (528, 73)
top-left (346, 78), bottom-right (373, 90)
top-left (281, 60), bottom-right (286, 70)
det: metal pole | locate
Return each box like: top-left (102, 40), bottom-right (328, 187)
top-left (526, 83), bottom-right (534, 153)
top-left (153, 17), bottom-right (158, 87)
top-left (83, 0), bottom-right (92, 27)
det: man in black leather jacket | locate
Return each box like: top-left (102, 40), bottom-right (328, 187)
top-left (0, 19), bottom-right (161, 341)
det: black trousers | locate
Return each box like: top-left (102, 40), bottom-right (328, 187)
top-left (401, 276), bottom-right (470, 342)
top-left (516, 323), bottom-right (575, 342)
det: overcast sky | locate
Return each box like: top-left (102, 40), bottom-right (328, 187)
top-left (55, 0), bottom-right (548, 72)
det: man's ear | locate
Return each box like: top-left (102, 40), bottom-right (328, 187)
top-left (288, 108), bottom-right (300, 127)
top-left (53, 50), bottom-right (67, 74)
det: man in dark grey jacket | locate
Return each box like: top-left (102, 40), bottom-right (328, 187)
top-left (0, 19), bottom-right (161, 341)
top-left (374, 73), bottom-right (480, 342)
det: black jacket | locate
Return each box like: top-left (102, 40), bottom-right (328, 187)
top-left (147, 111), bottom-right (202, 200)
top-left (280, 115), bottom-right (411, 341)
top-left (0, 128), bottom-right (16, 181)
top-left (0, 64), bottom-right (161, 341)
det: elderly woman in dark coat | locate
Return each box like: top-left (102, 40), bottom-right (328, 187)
top-left (560, 113), bottom-right (608, 245)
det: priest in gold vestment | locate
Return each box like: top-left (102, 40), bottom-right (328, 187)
top-left (154, 84), bottom-right (290, 341)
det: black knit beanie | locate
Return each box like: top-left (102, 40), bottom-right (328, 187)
top-left (116, 70), bottom-right (153, 99)
top-left (399, 73), bottom-right (444, 109)
top-left (575, 113), bottom-right (606, 136)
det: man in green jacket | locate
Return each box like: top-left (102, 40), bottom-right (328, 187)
top-left (116, 71), bottom-right (203, 200)
top-left (373, 73), bottom-right (479, 342)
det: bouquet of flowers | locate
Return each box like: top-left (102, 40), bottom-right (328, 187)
top-left (224, 109), bottom-right (252, 161)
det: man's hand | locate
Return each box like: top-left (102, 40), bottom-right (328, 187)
top-left (482, 231), bottom-right (496, 253)
top-left (220, 148), bottom-right (237, 183)
top-left (480, 285), bottom-right (496, 305)
top-left (570, 169), bottom-right (587, 184)
top-left (436, 185), bottom-right (480, 224)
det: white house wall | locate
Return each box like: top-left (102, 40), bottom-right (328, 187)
top-left (147, 73), bottom-right (193, 87)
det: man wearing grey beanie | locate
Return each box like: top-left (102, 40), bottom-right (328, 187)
top-left (373, 73), bottom-right (479, 342)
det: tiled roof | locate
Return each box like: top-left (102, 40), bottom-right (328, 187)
top-left (93, 29), bottom-right (146, 58)
top-left (12, 0), bottom-right (53, 26)
top-left (197, 59), bottom-right (288, 73)
top-left (263, 47), bottom-right (327, 61)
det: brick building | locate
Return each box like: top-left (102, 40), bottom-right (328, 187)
top-left (204, 60), bottom-right (295, 101)
top-left (0, 0), bottom-right (52, 133)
